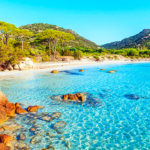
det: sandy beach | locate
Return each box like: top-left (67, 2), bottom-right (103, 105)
top-left (0, 59), bottom-right (149, 78)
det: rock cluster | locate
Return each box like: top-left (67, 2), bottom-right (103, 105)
top-left (0, 91), bottom-right (43, 149)
top-left (63, 93), bottom-right (86, 103)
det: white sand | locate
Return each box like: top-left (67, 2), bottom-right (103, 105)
top-left (0, 59), bottom-right (149, 78)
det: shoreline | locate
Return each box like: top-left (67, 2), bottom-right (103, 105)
top-left (0, 60), bottom-right (149, 78)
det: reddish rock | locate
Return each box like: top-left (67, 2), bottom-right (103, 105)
top-left (62, 93), bottom-right (86, 103)
top-left (79, 69), bottom-right (84, 72)
top-left (68, 94), bottom-right (78, 101)
top-left (0, 91), bottom-right (8, 106)
top-left (75, 93), bottom-right (86, 102)
top-left (27, 106), bottom-right (43, 112)
top-left (51, 70), bottom-right (59, 74)
top-left (63, 95), bottom-right (68, 101)
top-left (0, 143), bottom-right (10, 150)
top-left (0, 134), bottom-right (14, 146)
top-left (5, 103), bottom-right (15, 117)
top-left (29, 128), bottom-right (36, 132)
top-left (15, 106), bottom-right (27, 114)
top-left (15, 102), bottom-right (20, 108)
top-left (108, 70), bottom-right (115, 73)
top-left (15, 102), bottom-right (27, 114)
top-left (0, 106), bottom-right (7, 124)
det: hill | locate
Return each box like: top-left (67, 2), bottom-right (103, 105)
top-left (20, 23), bottom-right (98, 49)
top-left (102, 29), bottom-right (150, 49)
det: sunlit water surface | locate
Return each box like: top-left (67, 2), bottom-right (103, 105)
top-left (0, 63), bottom-right (150, 150)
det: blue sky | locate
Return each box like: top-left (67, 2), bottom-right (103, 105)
top-left (0, 0), bottom-right (150, 45)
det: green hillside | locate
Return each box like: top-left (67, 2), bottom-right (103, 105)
top-left (20, 23), bottom-right (98, 49)
top-left (102, 29), bottom-right (150, 49)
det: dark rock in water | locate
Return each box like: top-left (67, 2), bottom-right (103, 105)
top-left (14, 142), bottom-right (30, 150)
top-left (53, 121), bottom-right (66, 129)
top-left (42, 116), bottom-right (51, 122)
top-left (55, 128), bottom-right (64, 134)
top-left (41, 112), bottom-right (49, 116)
top-left (18, 133), bottom-right (26, 141)
top-left (64, 140), bottom-right (71, 149)
top-left (30, 135), bottom-right (41, 144)
top-left (99, 92), bottom-right (109, 98)
top-left (51, 112), bottom-right (61, 120)
top-left (30, 127), bottom-right (36, 132)
top-left (47, 145), bottom-right (55, 150)
top-left (51, 95), bottom-right (62, 101)
top-left (124, 94), bottom-right (140, 100)
top-left (46, 132), bottom-right (57, 138)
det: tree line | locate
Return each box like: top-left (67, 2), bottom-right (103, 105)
top-left (0, 21), bottom-right (75, 69)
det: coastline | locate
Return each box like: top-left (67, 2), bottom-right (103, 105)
top-left (0, 59), bottom-right (149, 78)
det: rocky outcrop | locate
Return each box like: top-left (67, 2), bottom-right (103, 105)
top-left (0, 106), bottom-right (8, 124)
top-left (14, 57), bottom-right (34, 71)
top-left (0, 92), bottom-right (9, 106)
top-left (15, 106), bottom-right (28, 114)
top-left (54, 121), bottom-right (66, 129)
top-left (27, 105), bottom-right (43, 112)
top-left (15, 102), bottom-right (28, 114)
top-left (5, 103), bottom-right (16, 117)
top-left (0, 134), bottom-right (14, 146)
top-left (124, 94), bottom-right (140, 100)
top-left (0, 143), bottom-right (10, 150)
top-left (63, 93), bottom-right (86, 102)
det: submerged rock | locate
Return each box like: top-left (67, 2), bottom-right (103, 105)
top-left (51, 112), bottom-right (61, 120)
top-left (124, 94), bottom-right (140, 100)
top-left (0, 124), bottom-right (22, 132)
top-left (64, 141), bottom-right (71, 149)
top-left (47, 145), bottom-right (55, 150)
top-left (42, 116), bottom-right (51, 122)
top-left (53, 121), bottom-right (66, 129)
top-left (14, 141), bottom-right (30, 150)
top-left (51, 96), bottom-right (62, 101)
top-left (30, 135), bottom-right (42, 144)
top-left (30, 128), bottom-right (36, 132)
top-left (18, 133), bottom-right (26, 141)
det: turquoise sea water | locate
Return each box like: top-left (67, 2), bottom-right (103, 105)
top-left (0, 63), bottom-right (150, 150)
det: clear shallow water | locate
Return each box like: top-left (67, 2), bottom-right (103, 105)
top-left (0, 63), bottom-right (150, 150)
